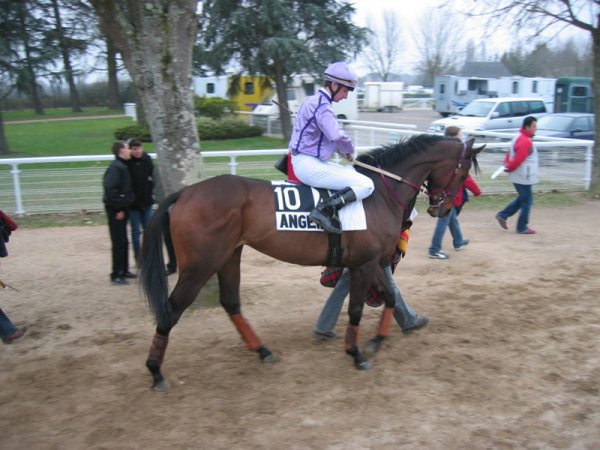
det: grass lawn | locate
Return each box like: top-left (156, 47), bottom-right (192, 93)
top-left (2, 112), bottom-right (286, 158)
top-left (3, 107), bottom-right (125, 122)
top-left (4, 117), bottom-right (136, 157)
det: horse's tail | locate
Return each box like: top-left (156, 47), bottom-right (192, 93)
top-left (140, 190), bottom-right (182, 332)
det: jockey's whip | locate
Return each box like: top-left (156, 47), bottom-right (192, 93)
top-left (351, 160), bottom-right (404, 182)
top-left (271, 99), bottom-right (404, 182)
top-left (0, 278), bottom-right (19, 292)
top-left (272, 100), bottom-right (292, 113)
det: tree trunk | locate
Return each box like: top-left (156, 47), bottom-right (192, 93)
top-left (26, 56), bottom-right (44, 115)
top-left (592, 28), bottom-right (600, 194)
top-left (106, 35), bottom-right (121, 110)
top-left (16, 5), bottom-right (44, 115)
top-left (92, 0), bottom-right (201, 195)
top-left (51, 0), bottom-right (82, 113)
top-left (273, 64), bottom-right (292, 142)
top-left (0, 110), bottom-right (8, 155)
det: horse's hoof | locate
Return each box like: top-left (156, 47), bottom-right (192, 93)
top-left (356, 359), bottom-right (373, 370)
top-left (353, 351), bottom-right (373, 370)
top-left (261, 353), bottom-right (278, 364)
top-left (257, 346), bottom-right (278, 364)
top-left (364, 339), bottom-right (381, 356)
top-left (152, 379), bottom-right (170, 393)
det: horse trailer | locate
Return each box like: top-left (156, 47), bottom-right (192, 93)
top-left (362, 81), bottom-right (405, 112)
top-left (434, 75), bottom-right (556, 117)
top-left (554, 77), bottom-right (594, 113)
top-left (193, 75), bottom-right (273, 112)
top-left (434, 75), bottom-right (501, 117)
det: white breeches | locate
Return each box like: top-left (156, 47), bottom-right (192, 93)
top-left (291, 153), bottom-right (374, 200)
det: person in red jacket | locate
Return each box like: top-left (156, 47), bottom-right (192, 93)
top-left (428, 127), bottom-right (482, 259)
top-left (0, 210), bottom-right (27, 344)
top-left (495, 116), bottom-right (539, 234)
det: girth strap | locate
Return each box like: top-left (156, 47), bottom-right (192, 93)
top-left (318, 189), bottom-right (344, 267)
top-left (326, 233), bottom-right (343, 267)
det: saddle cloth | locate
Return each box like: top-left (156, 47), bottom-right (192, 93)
top-left (271, 181), bottom-right (367, 232)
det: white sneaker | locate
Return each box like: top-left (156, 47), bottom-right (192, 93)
top-left (428, 251), bottom-right (448, 260)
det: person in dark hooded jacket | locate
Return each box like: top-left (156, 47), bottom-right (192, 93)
top-left (103, 141), bottom-right (135, 285)
top-left (127, 138), bottom-right (154, 263)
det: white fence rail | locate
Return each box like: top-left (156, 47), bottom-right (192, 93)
top-left (401, 97), bottom-right (435, 109)
top-left (0, 126), bottom-right (593, 216)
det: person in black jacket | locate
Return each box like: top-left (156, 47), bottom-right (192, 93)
top-left (127, 138), bottom-right (154, 264)
top-left (103, 141), bottom-right (135, 285)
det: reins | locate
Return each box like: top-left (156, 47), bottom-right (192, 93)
top-left (366, 142), bottom-right (469, 210)
top-left (352, 159), bottom-right (404, 183)
top-left (353, 159), bottom-right (423, 209)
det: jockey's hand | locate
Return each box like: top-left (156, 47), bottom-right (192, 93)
top-left (343, 152), bottom-right (355, 162)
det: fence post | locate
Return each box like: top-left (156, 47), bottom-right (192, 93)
top-left (353, 128), bottom-right (360, 146)
top-left (584, 143), bottom-right (593, 190)
top-left (10, 164), bottom-right (25, 216)
top-left (229, 156), bottom-right (238, 175)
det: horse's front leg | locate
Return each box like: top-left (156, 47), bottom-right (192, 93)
top-left (363, 264), bottom-right (396, 356)
top-left (345, 264), bottom-right (377, 370)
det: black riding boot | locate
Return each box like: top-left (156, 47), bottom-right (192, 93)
top-left (309, 187), bottom-right (357, 234)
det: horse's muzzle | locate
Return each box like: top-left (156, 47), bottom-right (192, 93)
top-left (427, 205), bottom-right (451, 218)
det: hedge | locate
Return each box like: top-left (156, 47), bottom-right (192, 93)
top-left (114, 116), bottom-right (263, 142)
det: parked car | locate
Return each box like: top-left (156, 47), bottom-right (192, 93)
top-left (427, 97), bottom-right (547, 135)
top-left (534, 113), bottom-right (594, 140)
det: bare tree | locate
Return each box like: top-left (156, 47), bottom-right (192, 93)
top-left (360, 11), bottom-right (405, 81)
top-left (413, 6), bottom-right (466, 86)
top-left (90, 0), bottom-right (201, 194)
top-left (460, 0), bottom-right (600, 193)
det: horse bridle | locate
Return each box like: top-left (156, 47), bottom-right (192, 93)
top-left (380, 143), bottom-right (470, 210)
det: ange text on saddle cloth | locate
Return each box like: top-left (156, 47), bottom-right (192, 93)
top-left (271, 181), bottom-right (367, 232)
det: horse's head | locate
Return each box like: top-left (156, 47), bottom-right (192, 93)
top-left (355, 135), bottom-right (484, 220)
top-left (425, 137), bottom-right (484, 218)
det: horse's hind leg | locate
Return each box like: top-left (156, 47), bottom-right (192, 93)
top-left (146, 271), bottom-right (211, 392)
top-left (218, 246), bottom-right (276, 364)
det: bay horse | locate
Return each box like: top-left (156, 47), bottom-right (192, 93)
top-left (140, 134), bottom-right (482, 392)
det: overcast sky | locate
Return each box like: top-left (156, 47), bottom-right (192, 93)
top-left (348, 0), bottom-right (513, 74)
top-left (347, 0), bottom-right (591, 76)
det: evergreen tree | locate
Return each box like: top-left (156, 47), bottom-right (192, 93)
top-left (198, 0), bottom-right (367, 142)
top-left (44, 0), bottom-right (96, 112)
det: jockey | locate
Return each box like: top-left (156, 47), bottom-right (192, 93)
top-left (289, 62), bottom-right (374, 234)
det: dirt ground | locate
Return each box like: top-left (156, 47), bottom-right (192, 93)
top-left (1, 201), bottom-right (599, 450)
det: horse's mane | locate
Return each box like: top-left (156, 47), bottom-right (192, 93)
top-left (356, 134), bottom-right (447, 169)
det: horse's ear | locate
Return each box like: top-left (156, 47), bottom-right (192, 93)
top-left (465, 137), bottom-right (475, 149)
top-left (473, 144), bottom-right (486, 155)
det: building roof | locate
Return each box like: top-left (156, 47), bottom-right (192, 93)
top-left (458, 61), bottom-right (512, 78)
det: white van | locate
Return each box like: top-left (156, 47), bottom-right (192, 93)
top-left (428, 97), bottom-right (547, 135)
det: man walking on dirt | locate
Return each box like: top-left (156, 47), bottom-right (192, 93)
top-left (495, 116), bottom-right (539, 235)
